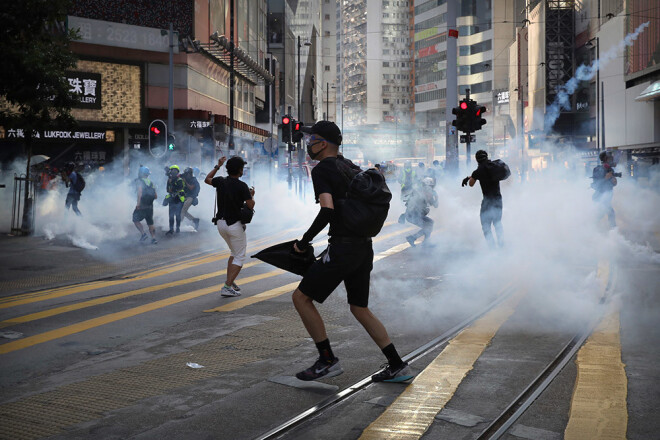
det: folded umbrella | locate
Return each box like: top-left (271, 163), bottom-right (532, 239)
top-left (251, 240), bottom-right (316, 276)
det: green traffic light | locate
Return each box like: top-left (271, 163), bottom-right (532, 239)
top-left (168, 144), bottom-right (174, 150)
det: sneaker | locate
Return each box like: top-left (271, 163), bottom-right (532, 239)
top-left (372, 362), bottom-right (414, 383)
top-left (151, 238), bottom-right (158, 244)
top-left (406, 235), bottom-right (416, 247)
top-left (175, 228), bottom-right (180, 234)
top-left (296, 357), bottom-right (343, 381)
top-left (193, 218), bottom-right (200, 230)
top-left (139, 233), bottom-right (148, 242)
top-left (220, 285), bottom-right (241, 297)
top-left (165, 230), bottom-right (173, 236)
top-left (231, 282), bottom-right (241, 292)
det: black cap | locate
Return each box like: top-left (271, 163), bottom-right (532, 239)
top-left (226, 156), bottom-right (247, 175)
top-left (475, 150), bottom-right (488, 163)
top-left (309, 120), bottom-right (342, 146)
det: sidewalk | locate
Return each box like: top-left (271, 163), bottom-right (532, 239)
top-left (0, 228), bottom-right (223, 297)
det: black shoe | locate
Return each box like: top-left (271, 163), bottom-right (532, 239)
top-left (151, 238), bottom-right (158, 244)
top-left (296, 357), bottom-right (343, 381)
top-left (193, 218), bottom-right (200, 230)
top-left (175, 228), bottom-right (180, 233)
top-left (406, 235), bottom-right (416, 247)
top-left (372, 362), bottom-right (414, 383)
top-left (139, 233), bottom-right (148, 242)
top-left (165, 230), bottom-right (173, 236)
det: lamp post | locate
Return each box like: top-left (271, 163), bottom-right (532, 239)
top-left (326, 82), bottom-right (330, 119)
top-left (587, 36), bottom-right (600, 152)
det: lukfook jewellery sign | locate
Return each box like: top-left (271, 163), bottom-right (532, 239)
top-left (66, 71), bottom-right (102, 109)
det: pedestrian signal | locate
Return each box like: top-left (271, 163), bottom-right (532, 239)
top-left (292, 120), bottom-right (303, 143)
top-left (148, 119), bottom-right (168, 157)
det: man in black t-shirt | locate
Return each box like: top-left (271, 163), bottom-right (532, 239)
top-left (204, 156), bottom-right (255, 297)
top-left (462, 150), bottom-right (504, 248)
top-left (292, 120), bottom-right (413, 384)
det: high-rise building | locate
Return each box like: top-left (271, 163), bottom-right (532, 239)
top-left (338, 0), bottom-right (414, 163)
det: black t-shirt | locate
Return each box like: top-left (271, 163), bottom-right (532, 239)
top-left (211, 176), bottom-right (252, 226)
top-left (471, 162), bottom-right (502, 198)
top-left (311, 156), bottom-right (358, 237)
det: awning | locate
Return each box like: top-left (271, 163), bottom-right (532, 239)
top-left (635, 81), bottom-right (660, 101)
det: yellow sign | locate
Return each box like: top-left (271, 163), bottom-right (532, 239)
top-left (415, 27), bottom-right (438, 42)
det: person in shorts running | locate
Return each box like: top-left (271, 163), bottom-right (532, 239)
top-left (204, 156), bottom-right (255, 297)
top-left (292, 120), bottom-right (413, 383)
top-left (132, 166), bottom-right (158, 244)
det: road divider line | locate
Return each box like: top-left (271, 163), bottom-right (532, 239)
top-left (0, 270), bottom-right (284, 355)
top-left (0, 225), bottom-right (415, 353)
top-left (564, 309), bottom-right (628, 440)
top-left (359, 290), bottom-right (524, 440)
top-left (0, 262), bottom-right (265, 329)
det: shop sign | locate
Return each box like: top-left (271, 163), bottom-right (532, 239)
top-left (190, 120), bottom-right (211, 129)
top-left (497, 91), bottom-right (510, 104)
top-left (66, 71), bottom-right (102, 109)
top-left (0, 127), bottom-right (113, 142)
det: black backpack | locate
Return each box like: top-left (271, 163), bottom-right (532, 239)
top-left (484, 159), bottom-right (511, 181)
top-left (335, 156), bottom-right (392, 237)
top-left (73, 173), bottom-right (86, 192)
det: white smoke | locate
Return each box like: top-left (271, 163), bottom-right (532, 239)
top-left (545, 21), bottom-right (650, 130)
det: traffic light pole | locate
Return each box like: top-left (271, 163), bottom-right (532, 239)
top-left (465, 88), bottom-right (471, 166)
top-left (228, 0), bottom-right (235, 155)
top-left (445, 0), bottom-right (459, 173)
top-left (168, 22), bottom-right (174, 148)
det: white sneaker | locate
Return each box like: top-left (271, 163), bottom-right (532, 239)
top-left (221, 285), bottom-right (241, 297)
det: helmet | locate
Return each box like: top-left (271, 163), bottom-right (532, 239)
top-left (475, 150), bottom-right (488, 163)
top-left (422, 177), bottom-right (435, 187)
top-left (169, 165), bottom-right (180, 172)
top-left (139, 166), bottom-right (150, 177)
top-left (192, 167), bottom-right (200, 177)
top-left (183, 167), bottom-right (193, 175)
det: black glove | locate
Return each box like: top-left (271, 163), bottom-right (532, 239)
top-left (461, 176), bottom-right (470, 187)
top-left (295, 239), bottom-right (309, 252)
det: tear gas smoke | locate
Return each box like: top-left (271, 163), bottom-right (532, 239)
top-left (545, 21), bottom-right (650, 131)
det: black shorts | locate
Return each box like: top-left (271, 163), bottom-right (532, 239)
top-left (298, 240), bottom-right (373, 308)
top-left (132, 207), bottom-right (154, 225)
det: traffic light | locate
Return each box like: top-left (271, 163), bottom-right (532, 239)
top-left (473, 105), bottom-right (487, 131)
top-left (167, 133), bottom-right (176, 151)
top-left (281, 115), bottom-right (292, 143)
top-left (148, 119), bottom-right (167, 157)
top-left (292, 120), bottom-right (303, 143)
top-left (451, 100), bottom-right (469, 133)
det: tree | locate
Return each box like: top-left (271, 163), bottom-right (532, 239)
top-left (0, 0), bottom-right (79, 233)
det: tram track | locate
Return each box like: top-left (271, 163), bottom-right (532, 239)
top-left (255, 284), bottom-right (518, 440)
top-left (256, 261), bottom-right (617, 440)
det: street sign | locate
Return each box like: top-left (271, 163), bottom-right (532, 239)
top-left (460, 134), bottom-right (476, 143)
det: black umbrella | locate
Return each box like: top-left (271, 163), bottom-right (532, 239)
top-left (251, 240), bottom-right (317, 276)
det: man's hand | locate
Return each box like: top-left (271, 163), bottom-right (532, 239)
top-left (217, 156), bottom-right (227, 167)
top-left (461, 176), bottom-right (470, 187)
top-left (249, 186), bottom-right (255, 197)
top-left (293, 240), bottom-right (308, 253)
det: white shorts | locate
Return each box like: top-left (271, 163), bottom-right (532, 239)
top-left (216, 220), bottom-right (247, 266)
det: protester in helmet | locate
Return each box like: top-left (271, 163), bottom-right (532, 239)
top-left (164, 165), bottom-right (185, 235)
top-left (181, 167), bottom-right (201, 231)
top-left (404, 176), bottom-right (438, 247)
top-left (132, 166), bottom-right (158, 244)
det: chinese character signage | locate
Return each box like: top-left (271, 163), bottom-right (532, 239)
top-left (66, 71), bottom-right (102, 109)
top-left (190, 120), bottom-right (211, 129)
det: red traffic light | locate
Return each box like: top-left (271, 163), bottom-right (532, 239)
top-left (294, 122), bottom-right (301, 130)
top-left (476, 109), bottom-right (481, 116)
top-left (460, 102), bottom-right (468, 110)
top-left (282, 116), bottom-right (291, 125)
top-left (151, 126), bottom-right (161, 135)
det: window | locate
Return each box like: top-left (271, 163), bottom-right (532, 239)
top-left (383, 99), bottom-right (390, 104)
top-left (383, 61), bottom-right (390, 67)
top-left (324, 31), bottom-right (330, 37)
top-left (325, 65), bottom-right (330, 71)
top-left (325, 14), bottom-right (330, 20)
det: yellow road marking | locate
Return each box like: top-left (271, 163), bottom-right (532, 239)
top-left (564, 310), bottom-right (628, 440)
top-left (360, 291), bottom-right (524, 440)
top-left (0, 232), bottom-right (292, 309)
top-left (0, 270), bottom-right (283, 355)
top-left (205, 282), bottom-right (300, 313)
top-left (0, 225), bottom-right (415, 353)
top-left (0, 262), bottom-right (264, 328)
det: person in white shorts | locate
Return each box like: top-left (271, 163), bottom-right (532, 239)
top-left (204, 156), bottom-right (255, 297)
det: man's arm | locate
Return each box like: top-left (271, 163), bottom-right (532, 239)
top-left (136, 185), bottom-right (142, 209)
top-left (294, 193), bottom-right (334, 252)
top-left (204, 156), bottom-right (227, 185)
top-left (469, 177), bottom-right (476, 187)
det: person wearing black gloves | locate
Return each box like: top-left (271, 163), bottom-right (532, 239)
top-left (462, 149), bottom-right (504, 248)
top-left (291, 120), bottom-right (413, 384)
